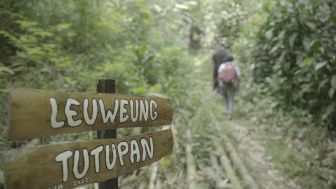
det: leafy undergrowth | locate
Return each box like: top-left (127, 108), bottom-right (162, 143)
top-left (236, 80), bottom-right (336, 189)
top-left (231, 1), bottom-right (336, 187)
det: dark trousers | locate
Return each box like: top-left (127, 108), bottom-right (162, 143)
top-left (218, 81), bottom-right (238, 115)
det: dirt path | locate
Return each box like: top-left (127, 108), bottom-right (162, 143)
top-left (227, 120), bottom-right (301, 189)
top-left (183, 55), bottom-right (303, 189)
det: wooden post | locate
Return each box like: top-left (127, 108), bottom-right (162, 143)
top-left (97, 79), bottom-right (118, 189)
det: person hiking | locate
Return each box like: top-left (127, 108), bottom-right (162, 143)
top-left (217, 56), bottom-right (240, 120)
top-left (212, 46), bottom-right (231, 91)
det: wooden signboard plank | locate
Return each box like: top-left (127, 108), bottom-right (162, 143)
top-left (7, 89), bottom-right (173, 140)
top-left (4, 129), bottom-right (173, 189)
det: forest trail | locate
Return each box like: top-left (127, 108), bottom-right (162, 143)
top-left (187, 53), bottom-right (304, 189)
top-left (188, 54), bottom-right (302, 187)
top-left (195, 111), bottom-right (303, 189)
top-left (184, 97), bottom-right (303, 189)
top-left (225, 119), bottom-right (301, 189)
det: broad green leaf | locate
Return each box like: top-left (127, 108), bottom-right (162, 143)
top-left (310, 39), bottom-right (320, 51)
top-left (318, 79), bottom-right (329, 92)
top-left (314, 61), bottom-right (327, 70)
top-left (306, 22), bottom-right (316, 30)
top-left (278, 30), bottom-right (285, 39)
top-left (175, 4), bottom-right (189, 10)
top-left (0, 30), bottom-right (16, 42)
top-left (265, 28), bottom-right (273, 39)
top-left (322, 103), bottom-right (335, 120)
top-left (186, 1), bottom-right (197, 6)
top-left (329, 88), bottom-right (335, 98)
top-left (331, 75), bottom-right (336, 89)
top-left (0, 171), bottom-right (3, 183)
top-left (132, 87), bottom-right (148, 94)
top-left (303, 58), bottom-right (313, 67)
top-left (0, 66), bottom-right (14, 75)
top-left (56, 23), bottom-right (72, 30)
top-left (303, 38), bottom-right (312, 51)
top-left (15, 20), bottom-right (37, 29)
top-left (270, 45), bottom-right (279, 54)
top-left (149, 84), bottom-right (162, 93)
top-left (31, 29), bottom-right (52, 37)
top-left (289, 33), bottom-right (297, 48)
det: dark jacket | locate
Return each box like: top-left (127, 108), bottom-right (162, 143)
top-left (212, 47), bottom-right (233, 89)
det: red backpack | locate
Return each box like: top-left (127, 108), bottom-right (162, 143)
top-left (218, 62), bottom-right (237, 83)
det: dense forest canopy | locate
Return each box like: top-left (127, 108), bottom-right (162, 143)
top-left (252, 0), bottom-right (336, 129)
top-left (1, 0), bottom-right (260, 128)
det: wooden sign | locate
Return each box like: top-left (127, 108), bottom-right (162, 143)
top-left (4, 129), bottom-right (173, 189)
top-left (7, 89), bottom-right (173, 140)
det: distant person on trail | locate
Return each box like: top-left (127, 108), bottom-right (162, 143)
top-left (217, 56), bottom-right (240, 120)
top-left (212, 46), bottom-right (231, 90)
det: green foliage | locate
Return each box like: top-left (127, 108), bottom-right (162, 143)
top-left (0, 1), bottom-right (197, 186)
top-left (213, 0), bottom-right (246, 48)
top-left (263, 134), bottom-right (326, 189)
top-left (231, 1), bottom-right (336, 187)
top-left (235, 78), bottom-right (332, 189)
top-left (250, 0), bottom-right (336, 128)
top-left (212, 0), bottom-right (267, 49)
top-left (0, 0), bottom-right (187, 153)
top-left (2, 0), bottom-right (336, 188)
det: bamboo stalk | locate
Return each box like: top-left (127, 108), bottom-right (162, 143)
top-left (224, 121), bottom-right (260, 189)
top-left (186, 128), bottom-right (197, 189)
top-left (210, 112), bottom-right (259, 189)
top-left (215, 142), bottom-right (244, 189)
top-left (149, 162), bottom-right (159, 189)
top-left (225, 139), bottom-right (259, 189)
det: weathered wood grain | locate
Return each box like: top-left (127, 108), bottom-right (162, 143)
top-left (7, 89), bottom-right (173, 140)
top-left (4, 129), bottom-right (173, 189)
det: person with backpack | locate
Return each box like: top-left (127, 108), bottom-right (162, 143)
top-left (217, 56), bottom-right (240, 120)
top-left (212, 46), bottom-right (231, 90)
